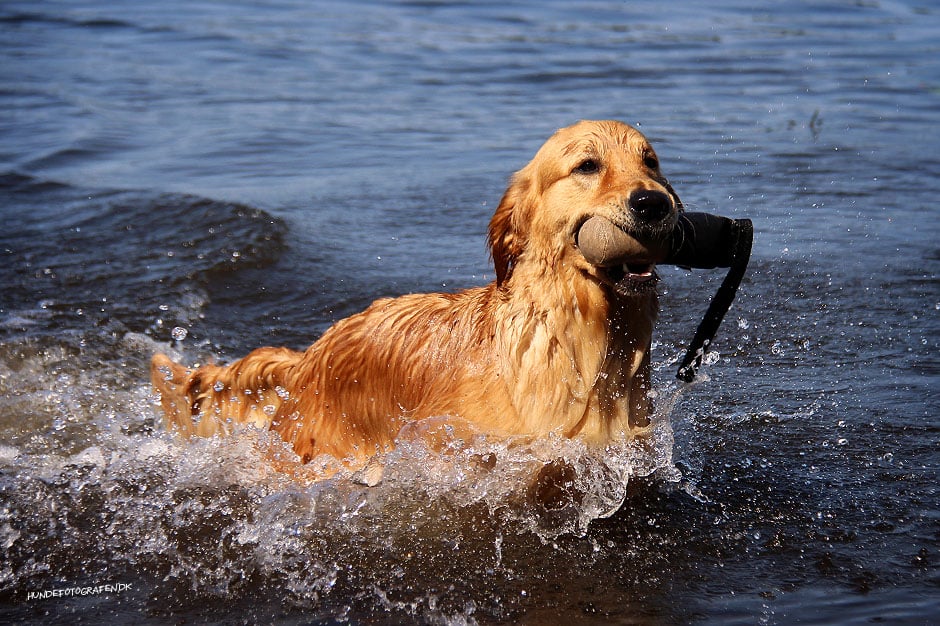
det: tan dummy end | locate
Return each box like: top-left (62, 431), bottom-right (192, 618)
top-left (575, 216), bottom-right (668, 267)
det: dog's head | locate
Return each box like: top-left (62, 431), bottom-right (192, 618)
top-left (488, 120), bottom-right (681, 295)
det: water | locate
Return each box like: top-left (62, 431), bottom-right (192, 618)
top-left (1, 0), bottom-right (938, 623)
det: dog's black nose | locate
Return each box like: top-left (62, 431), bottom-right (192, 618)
top-left (628, 189), bottom-right (672, 223)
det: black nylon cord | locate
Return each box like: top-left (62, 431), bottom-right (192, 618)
top-left (676, 218), bottom-right (753, 382)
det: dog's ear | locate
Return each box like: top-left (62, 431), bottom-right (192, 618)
top-left (488, 171), bottom-right (533, 286)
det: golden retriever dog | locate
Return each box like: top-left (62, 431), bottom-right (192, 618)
top-left (151, 120), bottom-right (681, 481)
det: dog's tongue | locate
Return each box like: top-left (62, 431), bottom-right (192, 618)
top-left (623, 263), bottom-right (655, 282)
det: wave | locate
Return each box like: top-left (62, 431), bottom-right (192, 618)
top-left (0, 11), bottom-right (136, 30)
top-left (0, 172), bottom-right (287, 342)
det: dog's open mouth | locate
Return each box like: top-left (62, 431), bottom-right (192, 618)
top-left (575, 216), bottom-right (665, 294)
top-left (600, 261), bottom-right (659, 293)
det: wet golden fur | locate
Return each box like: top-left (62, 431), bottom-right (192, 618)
top-left (151, 120), bottom-right (681, 474)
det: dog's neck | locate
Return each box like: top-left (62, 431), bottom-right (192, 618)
top-left (492, 264), bottom-right (657, 443)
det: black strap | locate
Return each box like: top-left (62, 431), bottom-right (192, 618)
top-left (676, 218), bottom-right (753, 382)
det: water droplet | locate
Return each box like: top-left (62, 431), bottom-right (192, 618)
top-left (171, 326), bottom-right (188, 341)
top-left (263, 405), bottom-right (277, 416)
top-left (213, 381), bottom-right (225, 392)
top-left (737, 318), bottom-right (750, 330)
top-left (771, 341), bottom-right (784, 356)
top-left (275, 386), bottom-right (290, 400)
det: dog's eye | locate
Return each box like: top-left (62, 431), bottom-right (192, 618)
top-left (573, 159), bottom-right (600, 175)
top-left (643, 154), bottom-right (659, 169)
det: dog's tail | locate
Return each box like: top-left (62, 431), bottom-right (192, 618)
top-left (150, 348), bottom-right (302, 438)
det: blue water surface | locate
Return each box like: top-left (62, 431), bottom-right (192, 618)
top-left (1, 1), bottom-right (938, 624)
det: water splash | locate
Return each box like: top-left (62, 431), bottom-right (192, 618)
top-left (0, 331), bottom-right (682, 619)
